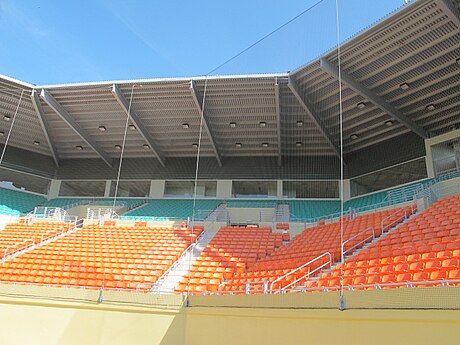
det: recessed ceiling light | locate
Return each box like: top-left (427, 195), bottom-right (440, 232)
top-left (456, 58), bottom-right (460, 66)
top-left (182, 123), bottom-right (190, 129)
top-left (262, 142), bottom-right (269, 148)
top-left (259, 121), bottom-right (267, 128)
top-left (295, 141), bottom-right (302, 147)
top-left (3, 115), bottom-right (11, 121)
top-left (357, 102), bottom-right (366, 109)
top-left (33, 141), bottom-right (40, 146)
top-left (384, 120), bottom-right (394, 127)
top-left (399, 83), bottom-right (410, 90)
top-left (128, 124), bottom-right (136, 131)
top-left (98, 125), bottom-right (107, 132)
top-left (296, 120), bottom-right (303, 127)
top-left (229, 122), bottom-right (237, 128)
top-left (75, 145), bottom-right (83, 150)
top-left (114, 145), bottom-right (122, 150)
top-left (192, 143), bottom-right (198, 149)
top-left (350, 134), bottom-right (359, 140)
top-left (143, 144), bottom-right (149, 149)
top-left (235, 142), bottom-right (242, 148)
top-left (426, 104), bottom-right (436, 111)
top-left (0, 131), bottom-right (4, 137)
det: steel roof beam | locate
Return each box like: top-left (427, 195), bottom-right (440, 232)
top-left (40, 89), bottom-right (113, 167)
top-left (111, 84), bottom-right (165, 167)
top-left (437, 0), bottom-right (460, 26)
top-left (287, 76), bottom-right (340, 157)
top-left (31, 90), bottom-right (59, 167)
top-left (275, 79), bottom-right (282, 166)
top-left (319, 58), bottom-right (428, 139)
top-left (190, 80), bottom-right (222, 167)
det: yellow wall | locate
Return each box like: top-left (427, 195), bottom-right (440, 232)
top-left (0, 285), bottom-right (459, 345)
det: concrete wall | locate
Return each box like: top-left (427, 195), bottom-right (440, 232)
top-left (0, 285), bottom-right (458, 345)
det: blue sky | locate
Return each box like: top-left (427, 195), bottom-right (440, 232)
top-left (0, 0), bottom-right (408, 85)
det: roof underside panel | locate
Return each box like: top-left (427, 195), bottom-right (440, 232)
top-left (0, 0), bottom-right (459, 162)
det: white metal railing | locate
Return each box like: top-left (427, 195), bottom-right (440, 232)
top-left (245, 280), bottom-right (269, 294)
top-left (86, 208), bottom-right (120, 222)
top-left (341, 226), bottom-right (375, 259)
top-left (2, 238), bottom-right (35, 261)
top-left (1, 218), bottom-right (83, 262)
top-left (380, 205), bottom-right (416, 234)
top-left (150, 229), bottom-right (205, 293)
top-left (296, 279), bottom-right (460, 293)
top-left (269, 252), bottom-right (332, 293)
top-left (27, 207), bottom-right (78, 224)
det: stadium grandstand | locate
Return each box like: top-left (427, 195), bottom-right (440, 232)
top-left (0, 0), bottom-right (459, 344)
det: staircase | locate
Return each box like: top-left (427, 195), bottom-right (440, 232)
top-left (204, 203), bottom-right (228, 222)
top-left (151, 223), bottom-right (222, 294)
top-left (298, 206), bottom-right (418, 291)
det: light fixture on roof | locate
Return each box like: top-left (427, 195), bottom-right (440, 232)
top-left (350, 134), bottom-right (359, 140)
top-left (235, 142), bottom-right (242, 148)
top-left (75, 145), bottom-right (83, 150)
top-left (296, 120), bottom-right (303, 127)
top-left (128, 124), bottom-right (136, 131)
top-left (114, 144), bottom-right (122, 150)
top-left (98, 125), bottom-right (107, 132)
top-left (384, 120), bottom-right (394, 127)
top-left (229, 122), bottom-right (237, 128)
top-left (357, 102), bottom-right (366, 109)
top-left (143, 144), bottom-right (149, 149)
top-left (261, 142), bottom-right (269, 148)
top-left (33, 141), bottom-right (40, 146)
top-left (259, 121), bottom-right (267, 128)
top-left (192, 143), bottom-right (198, 149)
top-left (426, 104), bottom-right (436, 111)
top-left (0, 131), bottom-right (4, 137)
top-left (182, 123), bottom-right (190, 129)
top-left (295, 141), bottom-right (302, 147)
top-left (3, 115), bottom-right (11, 121)
top-left (456, 58), bottom-right (460, 66)
top-left (399, 83), bottom-right (410, 90)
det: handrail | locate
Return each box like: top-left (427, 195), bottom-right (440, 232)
top-left (341, 226), bottom-right (375, 258)
top-left (151, 242), bottom-right (196, 293)
top-left (1, 218), bottom-right (83, 262)
top-left (150, 228), bottom-right (205, 293)
top-left (2, 238), bottom-right (35, 260)
top-left (296, 279), bottom-right (460, 293)
top-left (380, 206), bottom-right (412, 234)
top-left (269, 252), bottom-right (332, 293)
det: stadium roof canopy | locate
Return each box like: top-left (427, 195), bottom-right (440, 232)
top-left (0, 0), bottom-right (459, 168)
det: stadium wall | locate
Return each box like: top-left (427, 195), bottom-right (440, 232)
top-left (0, 285), bottom-right (458, 345)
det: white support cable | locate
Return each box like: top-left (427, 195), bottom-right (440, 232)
top-left (112, 85), bottom-right (135, 214)
top-left (187, 78), bottom-right (208, 298)
top-left (0, 90), bottom-right (25, 165)
top-left (334, 0), bottom-right (345, 301)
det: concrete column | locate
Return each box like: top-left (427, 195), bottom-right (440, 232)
top-left (424, 128), bottom-right (460, 178)
top-left (216, 180), bottom-right (232, 199)
top-left (47, 180), bottom-right (61, 200)
top-left (342, 179), bottom-right (351, 202)
top-left (104, 180), bottom-right (112, 197)
top-left (277, 180), bottom-right (283, 198)
top-left (149, 180), bottom-right (165, 198)
top-left (425, 143), bottom-right (435, 178)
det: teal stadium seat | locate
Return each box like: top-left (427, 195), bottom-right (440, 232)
top-left (0, 187), bottom-right (46, 216)
top-left (121, 199), bottom-right (224, 220)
